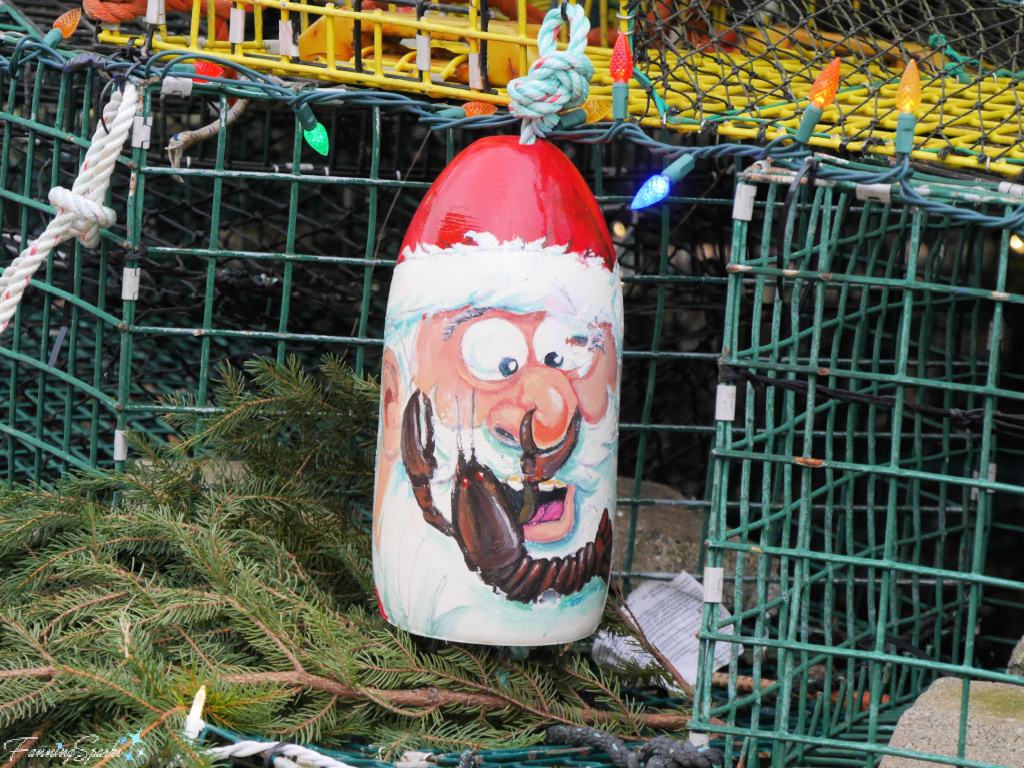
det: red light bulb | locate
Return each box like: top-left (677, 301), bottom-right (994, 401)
top-left (609, 34), bottom-right (633, 84)
top-left (193, 61), bottom-right (225, 83)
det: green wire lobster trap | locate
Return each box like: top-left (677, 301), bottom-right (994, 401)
top-left (690, 159), bottom-right (1024, 767)
top-left (0, 22), bottom-right (732, 563)
top-left (6, 3), bottom-right (1024, 767)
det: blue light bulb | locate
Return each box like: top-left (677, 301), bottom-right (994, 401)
top-left (631, 174), bottom-right (671, 210)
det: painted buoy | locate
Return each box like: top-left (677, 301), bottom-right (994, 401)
top-left (373, 136), bottom-right (622, 645)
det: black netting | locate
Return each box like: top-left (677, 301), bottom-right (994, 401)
top-left (629, 0), bottom-right (1024, 171)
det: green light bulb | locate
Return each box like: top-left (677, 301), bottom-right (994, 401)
top-left (303, 122), bottom-right (329, 156)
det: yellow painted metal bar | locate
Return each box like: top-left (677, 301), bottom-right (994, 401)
top-left (254, 2), bottom-right (263, 47)
top-left (440, 54), bottom-right (469, 81)
top-left (325, 2), bottom-right (337, 71)
top-left (373, 12), bottom-right (384, 77)
top-left (206, 0), bottom-right (216, 48)
top-left (517, 0), bottom-right (528, 81)
top-left (189, 0), bottom-right (202, 49)
top-left (468, 0), bottom-right (479, 69)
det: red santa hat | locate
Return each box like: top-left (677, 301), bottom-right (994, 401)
top-left (388, 136), bottom-right (621, 333)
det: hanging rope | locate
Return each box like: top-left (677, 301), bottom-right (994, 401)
top-left (507, 2), bottom-right (593, 145)
top-left (0, 82), bottom-right (140, 336)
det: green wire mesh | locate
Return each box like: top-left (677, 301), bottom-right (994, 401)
top-left (691, 161), bottom-right (1024, 768)
top-left (7, 17), bottom-right (1024, 768)
top-left (0, 44), bottom-right (733, 597)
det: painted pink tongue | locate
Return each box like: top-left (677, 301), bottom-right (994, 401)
top-left (526, 500), bottom-right (564, 526)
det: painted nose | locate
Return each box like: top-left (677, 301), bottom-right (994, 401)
top-left (490, 367), bottom-right (578, 449)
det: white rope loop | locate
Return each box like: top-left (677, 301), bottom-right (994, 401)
top-left (0, 82), bottom-right (140, 335)
top-left (507, 2), bottom-right (593, 145)
top-left (47, 187), bottom-right (117, 248)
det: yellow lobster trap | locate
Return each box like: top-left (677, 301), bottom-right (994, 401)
top-left (88, 0), bottom-right (1024, 176)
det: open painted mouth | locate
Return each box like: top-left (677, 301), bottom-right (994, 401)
top-left (526, 483), bottom-right (568, 526)
top-left (505, 478), bottom-right (576, 543)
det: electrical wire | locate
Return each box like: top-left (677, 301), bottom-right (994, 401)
top-left (2, 30), bottom-right (1022, 236)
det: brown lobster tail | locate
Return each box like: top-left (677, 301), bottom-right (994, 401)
top-left (482, 509), bottom-right (614, 604)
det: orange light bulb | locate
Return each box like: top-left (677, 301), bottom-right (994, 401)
top-left (808, 57), bottom-right (842, 109)
top-left (609, 33), bottom-right (633, 84)
top-left (896, 59), bottom-right (921, 115)
top-left (53, 8), bottom-right (81, 39)
top-left (461, 101), bottom-right (498, 117)
top-left (582, 98), bottom-right (613, 123)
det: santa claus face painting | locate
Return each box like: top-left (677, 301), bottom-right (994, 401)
top-left (372, 137), bottom-right (622, 645)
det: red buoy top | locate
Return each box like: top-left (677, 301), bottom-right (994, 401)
top-left (399, 136), bottom-right (615, 270)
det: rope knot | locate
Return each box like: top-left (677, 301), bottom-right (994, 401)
top-left (507, 3), bottom-right (593, 145)
top-left (48, 187), bottom-right (117, 249)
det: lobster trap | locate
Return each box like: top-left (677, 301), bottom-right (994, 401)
top-left (90, 0), bottom-right (1024, 174)
top-left (0, 28), bottom-right (733, 545)
top-left (7, 4), bottom-right (1024, 767)
top-left (690, 160), bottom-right (1024, 767)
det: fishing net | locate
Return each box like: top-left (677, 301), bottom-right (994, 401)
top-left (630, 0), bottom-right (1024, 174)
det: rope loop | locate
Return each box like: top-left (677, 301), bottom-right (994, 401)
top-left (48, 187), bottom-right (117, 248)
top-left (0, 83), bottom-right (139, 336)
top-left (507, 2), bottom-right (593, 145)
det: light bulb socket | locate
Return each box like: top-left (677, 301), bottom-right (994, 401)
top-left (664, 154), bottom-right (696, 183)
top-left (612, 82), bottom-right (629, 121)
top-left (294, 103), bottom-right (318, 133)
top-left (557, 108), bottom-right (587, 130)
top-left (43, 28), bottom-right (64, 47)
top-left (436, 106), bottom-right (467, 119)
top-left (794, 104), bottom-right (824, 144)
top-left (894, 112), bottom-right (916, 155)
top-left (168, 64), bottom-right (197, 76)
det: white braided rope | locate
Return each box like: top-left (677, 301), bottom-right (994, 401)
top-left (507, 3), bottom-right (593, 145)
top-left (0, 82), bottom-right (139, 335)
top-left (204, 738), bottom-right (359, 767)
top-left (181, 688), bottom-right (359, 768)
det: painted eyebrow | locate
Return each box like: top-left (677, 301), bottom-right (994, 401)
top-left (442, 306), bottom-right (493, 340)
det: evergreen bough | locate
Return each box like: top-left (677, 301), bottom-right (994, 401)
top-left (0, 356), bottom-right (691, 765)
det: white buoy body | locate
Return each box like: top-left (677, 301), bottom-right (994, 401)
top-left (372, 137), bottom-right (622, 645)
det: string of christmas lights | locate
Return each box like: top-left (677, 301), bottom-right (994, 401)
top-left (3, 15), bottom-right (1024, 241)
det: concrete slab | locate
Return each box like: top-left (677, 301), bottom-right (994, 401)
top-left (880, 677), bottom-right (1024, 768)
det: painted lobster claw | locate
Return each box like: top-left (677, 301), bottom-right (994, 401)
top-left (400, 389), bottom-right (610, 604)
top-left (401, 389), bottom-right (452, 536)
top-left (519, 406), bottom-right (582, 483)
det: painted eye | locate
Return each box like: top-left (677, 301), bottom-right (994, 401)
top-left (533, 317), bottom-right (594, 376)
top-left (543, 351), bottom-right (564, 368)
top-left (460, 318), bottom-right (529, 381)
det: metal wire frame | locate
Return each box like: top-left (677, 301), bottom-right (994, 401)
top-left (691, 165), bottom-right (1024, 768)
top-left (0, 50), bottom-right (738, 604)
top-left (7, 32), bottom-right (1024, 768)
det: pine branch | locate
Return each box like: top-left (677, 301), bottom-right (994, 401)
top-left (0, 355), bottom-right (693, 761)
